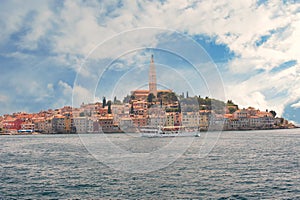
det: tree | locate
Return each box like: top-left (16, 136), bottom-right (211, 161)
top-left (113, 96), bottom-right (121, 104)
top-left (228, 107), bottom-right (237, 114)
top-left (168, 92), bottom-right (178, 102)
top-left (102, 97), bottom-right (106, 108)
top-left (107, 100), bottom-right (112, 114)
top-left (227, 100), bottom-right (233, 105)
top-left (130, 103), bottom-right (134, 114)
top-left (147, 93), bottom-right (155, 103)
top-left (178, 103), bottom-right (181, 113)
top-left (270, 110), bottom-right (277, 118)
top-left (123, 95), bottom-right (131, 103)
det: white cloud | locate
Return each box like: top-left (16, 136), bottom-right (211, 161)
top-left (47, 83), bottom-right (54, 92)
top-left (51, 80), bottom-right (73, 108)
top-left (72, 84), bottom-right (97, 106)
top-left (58, 80), bottom-right (72, 97)
top-left (291, 101), bottom-right (300, 108)
top-left (1, 0), bottom-right (299, 121)
top-left (225, 62), bottom-right (300, 117)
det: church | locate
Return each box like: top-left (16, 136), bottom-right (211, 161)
top-left (131, 55), bottom-right (172, 100)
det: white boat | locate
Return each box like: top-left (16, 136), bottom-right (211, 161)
top-left (140, 126), bottom-right (200, 138)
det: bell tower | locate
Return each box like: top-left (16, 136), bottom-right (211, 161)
top-left (149, 54), bottom-right (157, 97)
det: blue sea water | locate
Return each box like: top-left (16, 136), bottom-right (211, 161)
top-left (1, 129), bottom-right (299, 199)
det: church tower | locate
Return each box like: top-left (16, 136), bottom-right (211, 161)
top-left (149, 54), bottom-right (157, 97)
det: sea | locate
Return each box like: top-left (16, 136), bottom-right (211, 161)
top-left (1, 129), bottom-right (299, 199)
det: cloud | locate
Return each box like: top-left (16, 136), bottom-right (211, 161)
top-left (224, 61), bottom-right (300, 117)
top-left (58, 80), bottom-right (72, 96)
top-left (47, 83), bottom-right (54, 92)
top-left (291, 101), bottom-right (300, 108)
top-left (0, 0), bottom-right (299, 123)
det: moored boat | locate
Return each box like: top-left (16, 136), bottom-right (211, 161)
top-left (139, 126), bottom-right (200, 137)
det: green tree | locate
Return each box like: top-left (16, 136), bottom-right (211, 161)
top-left (107, 100), bottom-right (112, 114)
top-left (168, 92), bottom-right (178, 102)
top-left (228, 107), bottom-right (237, 114)
top-left (147, 93), bottom-right (155, 103)
top-left (226, 100), bottom-right (239, 110)
top-left (270, 110), bottom-right (277, 118)
top-left (227, 100), bottom-right (234, 105)
top-left (178, 103), bottom-right (181, 113)
top-left (130, 103), bottom-right (134, 114)
top-left (102, 97), bottom-right (106, 108)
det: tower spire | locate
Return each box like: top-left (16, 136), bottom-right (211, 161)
top-left (149, 54), bottom-right (157, 97)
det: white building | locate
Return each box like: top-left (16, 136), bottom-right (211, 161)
top-left (112, 104), bottom-right (130, 123)
top-left (73, 117), bottom-right (95, 133)
top-left (20, 122), bottom-right (35, 130)
top-left (119, 117), bottom-right (133, 129)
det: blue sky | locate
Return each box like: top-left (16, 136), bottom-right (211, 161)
top-left (0, 0), bottom-right (299, 124)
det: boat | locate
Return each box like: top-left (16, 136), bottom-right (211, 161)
top-left (139, 126), bottom-right (200, 138)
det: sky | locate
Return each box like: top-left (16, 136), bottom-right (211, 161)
top-left (0, 0), bottom-right (299, 124)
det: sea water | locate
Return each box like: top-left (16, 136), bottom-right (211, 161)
top-left (1, 129), bottom-right (299, 199)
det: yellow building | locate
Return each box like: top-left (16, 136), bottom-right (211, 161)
top-left (199, 110), bottom-right (210, 130)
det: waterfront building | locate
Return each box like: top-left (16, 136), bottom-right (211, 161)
top-left (165, 112), bottom-right (181, 127)
top-left (2, 118), bottom-right (23, 130)
top-left (230, 119), bottom-right (240, 130)
top-left (20, 122), bottom-right (35, 131)
top-left (112, 104), bottom-right (130, 123)
top-left (52, 115), bottom-right (65, 133)
top-left (0, 119), bottom-right (3, 130)
top-left (210, 113), bottom-right (225, 130)
top-left (257, 111), bottom-right (274, 128)
top-left (73, 117), bottom-right (95, 133)
top-left (119, 117), bottom-right (133, 129)
top-left (182, 112), bottom-right (200, 128)
top-left (233, 108), bottom-right (249, 119)
top-left (64, 113), bottom-right (75, 133)
top-left (131, 115), bottom-right (148, 127)
top-left (199, 110), bottom-right (210, 130)
top-left (147, 114), bottom-right (162, 126)
top-left (43, 118), bottom-right (54, 134)
top-left (99, 114), bottom-right (114, 131)
top-left (34, 119), bottom-right (46, 133)
top-left (131, 100), bottom-right (148, 116)
top-left (249, 116), bottom-right (261, 128)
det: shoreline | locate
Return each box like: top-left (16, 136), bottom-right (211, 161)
top-left (1, 126), bottom-right (299, 136)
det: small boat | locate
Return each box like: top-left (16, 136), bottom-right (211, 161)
top-left (140, 126), bottom-right (200, 138)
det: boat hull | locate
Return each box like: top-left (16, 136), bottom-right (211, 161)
top-left (140, 131), bottom-right (200, 138)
